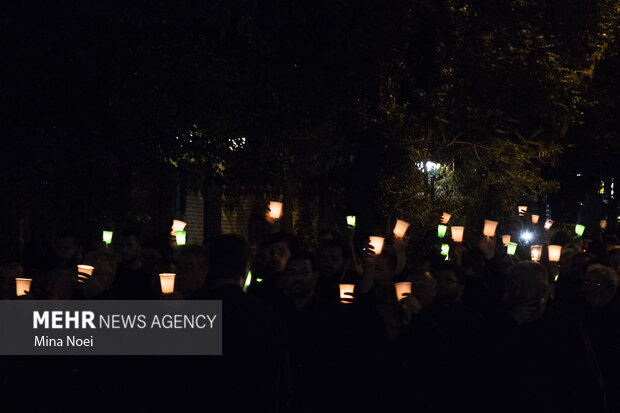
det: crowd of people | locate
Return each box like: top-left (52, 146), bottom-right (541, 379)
top-left (0, 216), bottom-right (619, 413)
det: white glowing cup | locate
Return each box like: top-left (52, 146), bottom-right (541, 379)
top-left (268, 201), bottom-right (283, 219)
top-left (440, 213), bottom-right (451, 224)
top-left (518, 206), bottom-right (528, 216)
top-left (15, 278), bottom-right (32, 297)
top-left (451, 226), bottom-right (464, 243)
top-left (339, 284), bottom-right (355, 303)
top-left (544, 219), bottom-right (554, 230)
top-left (393, 220), bottom-right (410, 238)
top-left (159, 273), bottom-right (176, 294)
top-left (77, 265), bottom-right (94, 276)
top-left (368, 236), bottom-right (385, 255)
top-left (483, 220), bottom-right (498, 237)
top-left (531, 214), bottom-right (540, 224)
top-left (548, 245), bottom-right (562, 262)
top-left (600, 220), bottom-right (607, 230)
top-left (171, 220), bottom-right (187, 236)
top-left (395, 282), bottom-right (412, 301)
top-left (530, 245), bottom-right (542, 262)
top-left (501, 234), bottom-right (511, 246)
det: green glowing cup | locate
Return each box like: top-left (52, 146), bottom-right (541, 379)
top-left (176, 230), bottom-right (187, 246)
top-left (441, 244), bottom-right (450, 260)
top-left (575, 224), bottom-right (585, 237)
top-left (437, 225), bottom-right (447, 238)
top-left (507, 242), bottom-right (518, 256)
top-left (102, 231), bottom-right (113, 245)
top-left (346, 215), bottom-right (356, 227)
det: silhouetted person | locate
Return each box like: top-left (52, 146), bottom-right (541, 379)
top-left (110, 228), bottom-right (152, 299)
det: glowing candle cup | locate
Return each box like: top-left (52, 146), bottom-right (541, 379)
top-left (268, 201), bottom-right (283, 219)
top-left (441, 212), bottom-right (451, 224)
top-left (437, 225), bottom-right (448, 238)
top-left (15, 278), bottom-right (32, 296)
top-left (77, 265), bottom-right (94, 277)
top-left (175, 230), bottom-right (187, 246)
top-left (518, 206), bottom-right (528, 216)
top-left (548, 245), bottom-right (562, 262)
top-left (530, 245), bottom-right (542, 262)
top-left (159, 273), bottom-right (176, 294)
top-left (531, 215), bottom-right (539, 224)
top-left (393, 220), bottom-right (410, 238)
top-left (395, 282), bottom-right (412, 301)
top-left (171, 220), bottom-right (187, 236)
top-left (575, 224), bottom-right (585, 237)
top-left (368, 236), bottom-right (385, 255)
top-left (102, 231), bottom-right (113, 245)
top-left (339, 284), bottom-right (355, 304)
top-left (507, 242), bottom-right (518, 256)
top-left (544, 219), bottom-right (554, 230)
top-left (451, 226), bottom-right (464, 243)
top-left (441, 244), bottom-right (450, 260)
top-left (483, 220), bottom-right (498, 237)
top-left (346, 215), bottom-right (356, 227)
top-left (600, 220), bottom-right (607, 230)
top-left (501, 235), bottom-right (511, 247)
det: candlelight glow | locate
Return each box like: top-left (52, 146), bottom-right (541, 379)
top-left (501, 235), bottom-right (511, 246)
top-left (440, 212), bottom-right (451, 224)
top-left (530, 245), bottom-right (542, 262)
top-left (171, 220), bottom-right (187, 236)
top-left (518, 206), bottom-right (528, 216)
top-left (339, 284), bottom-right (355, 303)
top-left (600, 220), bottom-right (607, 230)
top-left (548, 245), bottom-right (562, 262)
top-left (575, 224), bottom-right (585, 237)
top-left (544, 219), bottom-right (554, 230)
top-left (268, 201), bottom-right (283, 219)
top-left (483, 220), bottom-right (498, 237)
top-left (243, 271), bottom-right (252, 292)
top-left (159, 273), bottom-right (176, 294)
top-left (368, 236), bottom-right (385, 255)
top-left (77, 265), bottom-right (94, 276)
top-left (451, 226), bottom-right (464, 243)
top-left (531, 214), bottom-right (539, 224)
top-left (437, 225), bottom-right (448, 238)
top-left (441, 244), bottom-right (450, 260)
top-left (175, 230), bottom-right (187, 246)
top-left (507, 242), bottom-right (518, 256)
top-left (393, 220), bottom-right (410, 238)
top-left (395, 282), bottom-right (412, 301)
top-left (15, 278), bottom-right (32, 297)
top-left (102, 231), bottom-right (113, 245)
top-left (346, 215), bottom-right (356, 227)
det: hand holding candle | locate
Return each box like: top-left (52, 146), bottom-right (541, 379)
top-left (15, 278), bottom-right (32, 297)
top-left (440, 212), bottom-right (451, 224)
top-left (530, 245), bottom-right (542, 262)
top-left (518, 206), bottom-right (528, 216)
top-left (159, 273), bottom-right (176, 294)
top-left (395, 282), bottom-right (412, 301)
top-left (501, 234), bottom-right (511, 246)
top-left (368, 236), bottom-right (385, 255)
top-left (339, 284), bottom-right (355, 303)
top-left (393, 220), bottom-right (410, 238)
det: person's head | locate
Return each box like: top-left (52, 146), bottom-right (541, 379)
top-left (209, 234), bottom-right (251, 286)
top-left (141, 235), bottom-right (173, 274)
top-left (54, 228), bottom-right (83, 267)
top-left (251, 242), bottom-right (271, 278)
top-left (374, 249), bottom-right (398, 284)
top-left (584, 264), bottom-right (618, 309)
top-left (433, 263), bottom-right (464, 305)
top-left (117, 228), bottom-right (142, 263)
top-left (319, 238), bottom-right (352, 281)
top-left (176, 245), bottom-right (209, 297)
top-left (285, 252), bottom-right (318, 299)
top-left (503, 262), bottom-right (551, 323)
top-left (268, 232), bottom-right (301, 273)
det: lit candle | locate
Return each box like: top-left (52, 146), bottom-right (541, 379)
top-left (159, 273), bottom-right (176, 294)
top-left (268, 201), bottom-right (283, 219)
top-left (548, 245), bottom-right (562, 262)
top-left (441, 244), bottom-right (450, 260)
top-left (544, 219), bottom-right (553, 230)
top-left (102, 230), bottom-right (113, 245)
top-left (440, 212), bottom-right (451, 224)
top-left (77, 265), bottom-right (94, 276)
top-left (531, 214), bottom-right (539, 224)
top-left (171, 220), bottom-right (187, 236)
top-left (15, 278), bottom-right (32, 297)
top-left (368, 236), bottom-right (385, 255)
top-left (451, 226), bottom-right (464, 243)
top-left (437, 225), bottom-right (448, 238)
top-left (393, 220), bottom-right (410, 238)
top-left (600, 220), bottom-right (607, 230)
top-left (483, 220), bottom-right (498, 237)
top-left (501, 234), bottom-right (511, 246)
top-left (175, 230), bottom-right (187, 246)
top-left (518, 206), bottom-right (528, 216)
top-left (346, 215), bottom-right (356, 227)
top-left (339, 284), bottom-right (355, 303)
top-left (395, 282), bottom-right (412, 301)
top-left (507, 242), bottom-right (518, 256)
top-left (575, 224), bottom-right (585, 237)
top-left (530, 245), bottom-right (542, 262)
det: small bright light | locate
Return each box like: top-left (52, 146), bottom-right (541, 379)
top-left (521, 231), bottom-right (533, 242)
top-left (243, 271), bottom-right (252, 292)
top-left (346, 215), bottom-right (356, 227)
